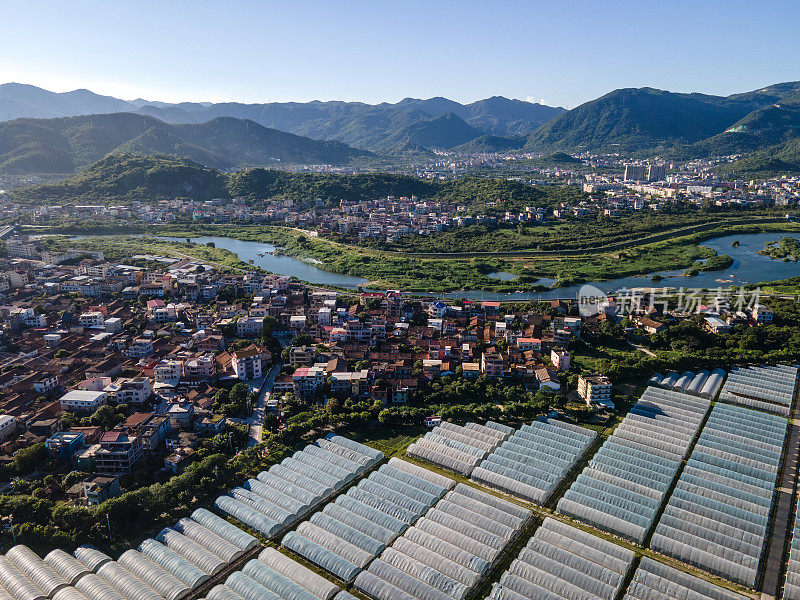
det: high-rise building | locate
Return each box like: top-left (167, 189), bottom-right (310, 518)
top-left (647, 163), bottom-right (666, 181)
top-left (624, 164), bottom-right (648, 181)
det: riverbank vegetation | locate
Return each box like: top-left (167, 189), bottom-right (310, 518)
top-left (759, 236), bottom-right (799, 261)
top-left (30, 217), bottom-right (800, 292)
top-left (361, 207), bottom-right (792, 254)
top-left (37, 235), bottom-right (253, 273)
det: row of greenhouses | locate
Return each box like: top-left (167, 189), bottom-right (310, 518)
top-left (784, 502), bottom-right (800, 600)
top-left (623, 557), bottom-right (749, 600)
top-left (281, 458), bottom-right (455, 582)
top-left (718, 364), bottom-right (798, 416)
top-left (406, 421), bottom-right (513, 476)
top-left (487, 517), bottom-right (635, 600)
top-left (650, 402), bottom-right (788, 588)
top-left (648, 368), bottom-right (726, 398)
top-left (471, 417), bottom-right (597, 505)
top-left (352, 484), bottom-right (530, 600)
top-left (0, 435), bottom-right (382, 600)
top-left (556, 386), bottom-right (712, 544)
top-left (216, 434), bottom-right (384, 538)
top-left (0, 507), bottom-right (260, 600)
top-left (203, 548), bottom-right (343, 600)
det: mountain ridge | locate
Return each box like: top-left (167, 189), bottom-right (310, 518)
top-left (0, 112), bottom-right (371, 174)
top-left (0, 83), bottom-right (565, 152)
top-left (524, 82), bottom-right (800, 156)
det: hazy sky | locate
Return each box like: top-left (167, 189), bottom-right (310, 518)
top-left (2, 0), bottom-right (799, 108)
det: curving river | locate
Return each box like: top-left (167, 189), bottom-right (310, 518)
top-left (84, 232), bottom-right (800, 300)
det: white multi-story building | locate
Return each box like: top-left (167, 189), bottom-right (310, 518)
top-left (154, 360), bottom-right (183, 383)
top-left (236, 316), bottom-right (264, 337)
top-left (551, 347), bottom-right (571, 371)
top-left (60, 390), bottom-right (107, 412)
top-left (318, 307), bottom-right (332, 326)
top-left (7, 236), bottom-right (37, 258)
top-left (78, 262), bottom-right (109, 279)
top-left (232, 346), bottom-right (264, 380)
top-left (104, 317), bottom-right (123, 332)
top-left (0, 415), bottom-right (17, 442)
top-left (33, 374), bottom-right (59, 394)
top-left (292, 366), bottom-right (325, 397)
top-left (80, 311), bottom-right (106, 328)
top-left (578, 374), bottom-right (612, 407)
top-left (128, 337), bottom-right (154, 358)
top-left (183, 354), bottom-right (215, 380)
top-left (105, 377), bottom-right (152, 404)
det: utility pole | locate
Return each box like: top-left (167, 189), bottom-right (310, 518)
top-left (9, 516), bottom-right (15, 543)
top-left (106, 514), bottom-right (112, 542)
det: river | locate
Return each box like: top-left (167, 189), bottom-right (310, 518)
top-left (155, 235), bottom-right (369, 287)
top-left (81, 232), bottom-right (800, 300)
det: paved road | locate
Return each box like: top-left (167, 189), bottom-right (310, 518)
top-left (246, 363), bottom-right (281, 448)
top-left (626, 339), bottom-right (657, 357)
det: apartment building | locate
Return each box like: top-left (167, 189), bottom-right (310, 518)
top-left (753, 304), bottom-right (774, 324)
top-left (128, 337), bottom-right (154, 358)
top-left (154, 360), bottom-right (183, 383)
top-left (105, 377), bottom-right (152, 405)
top-left (330, 370), bottom-right (371, 398)
top-left (578, 374), bottom-right (612, 407)
top-left (95, 431), bottom-right (142, 475)
top-left (60, 390), bottom-right (107, 412)
top-left (232, 346), bottom-right (264, 380)
top-left (236, 315), bottom-right (264, 337)
top-left (79, 311), bottom-right (106, 328)
top-left (551, 347), bottom-right (571, 371)
top-left (292, 366), bottom-right (325, 398)
top-left (481, 350), bottom-right (504, 378)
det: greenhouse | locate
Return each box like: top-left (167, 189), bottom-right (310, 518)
top-left (488, 518), bottom-right (636, 600)
top-left (280, 459), bottom-right (450, 581)
top-left (73, 574), bottom-right (127, 600)
top-left (472, 417), bottom-right (597, 504)
top-left (650, 402), bottom-right (787, 587)
top-left (137, 539), bottom-right (210, 589)
top-left (209, 553), bottom-right (345, 600)
top-left (42, 551), bottom-right (90, 587)
top-left (0, 555), bottom-right (49, 600)
top-left (718, 364), bottom-right (798, 416)
top-left (217, 435), bottom-right (383, 539)
top-left (117, 551), bottom-right (190, 600)
top-left (95, 561), bottom-right (164, 600)
top-left (188, 509), bottom-right (260, 553)
top-left (783, 501), bottom-right (800, 599)
top-left (623, 557), bottom-right (749, 600)
top-left (406, 421), bottom-right (512, 476)
top-left (353, 484), bottom-right (529, 600)
top-left (155, 529), bottom-right (227, 576)
top-left (5, 546), bottom-right (69, 598)
top-left (556, 386), bottom-right (711, 543)
top-left (71, 549), bottom-right (110, 574)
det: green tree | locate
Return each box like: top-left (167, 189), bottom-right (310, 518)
top-left (13, 443), bottom-right (46, 474)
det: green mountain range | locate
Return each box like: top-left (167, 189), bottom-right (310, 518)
top-left (0, 113), bottom-right (371, 174)
top-left (721, 137), bottom-right (800, 177)
top-left (7, 81), bottom-right (800, 170)
top-left (524, 82), bottom-right (800, 157)
top-left (13, 153), bottom-right (555, 208)
top-left (0, 83), bottom-right (564, 152)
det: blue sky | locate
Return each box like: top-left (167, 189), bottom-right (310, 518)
top-left (2, 0), bottom-right (799, 108)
